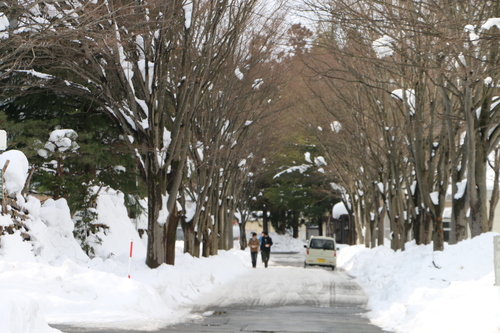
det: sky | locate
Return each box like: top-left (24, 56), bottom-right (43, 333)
top-left (0, 149), bottom-right (499, 333)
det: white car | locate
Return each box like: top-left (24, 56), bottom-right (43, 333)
top-left (304, 236), bottom-right (337, 270)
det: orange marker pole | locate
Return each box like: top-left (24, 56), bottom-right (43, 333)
top-left (128, 240), bottom-right (133, 278)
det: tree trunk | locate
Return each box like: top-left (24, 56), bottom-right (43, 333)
top-left (489, 149), bottom-right (500, 231)
top-left (210, 196), bottom-right (220, 256)
top-left (433, 216), bottom-right (444, 251)
top-left (377, 207), bottom-right (386, 247)
top-left (413, 192), bottom-right (425, 245)
top-left (423, 214), bottom-right (433, 245)
top-left (280, 213), bottom-right (287, 235)
top-left (453, 194), bottom-right (469, 242)
top-left (470, 140), bottom-right (489, 237)
top-left (181, 217), bottom-right (200, 257)
top-left (387, 194), bottom-right (401, 250)
top-left (145, 171), bottom-right (168, 268)
top-left (317, 217), bottom-right (323, 236)
top-left (355, 198), bottom-right (365, 245)
top-left (370, 218), bottom-right (377, 248)
top-left (262, 206), bottom-right (269, 233)
top-left (166, 205), bottom-right (179, 265)
top-left (239, 222), bottom-right (247, 250)
top-left (202, 229), bottom-right (211, 258)
top-left (348, 211), bottom-right (357, 246)
top-left (364, 220), bottom-right (371, 248)
top-left (218, 201), bottom-right (228, 250)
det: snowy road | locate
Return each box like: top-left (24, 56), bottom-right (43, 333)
top-left (54, 253), bottom-right (387, 333)
top-left (190, 252), bottom-right (368, 309)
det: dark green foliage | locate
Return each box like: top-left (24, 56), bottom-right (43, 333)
top-left (1, 90), bottom-right (146, 201)
top-left (73, 188), bottom-right (100, 258)
top-left (264, 165), bottom-right (339, 233)
top-left (0, 90), bottom-right (146, 254)
top-left (251, 134), bottom-right (340, 234)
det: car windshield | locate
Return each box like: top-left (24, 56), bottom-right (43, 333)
top-left (310, 239), bottom-right (335, 250)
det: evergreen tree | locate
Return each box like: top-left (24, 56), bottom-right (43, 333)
top-left (0, 91), bottom-right (146, 255)
top-left (252, 134), bottom-right (340, 236)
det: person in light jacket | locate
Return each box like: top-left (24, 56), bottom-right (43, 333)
top-left (260, 231), bottom-right (273, 268)
top-left (248, 232), bottom-right (260, 268)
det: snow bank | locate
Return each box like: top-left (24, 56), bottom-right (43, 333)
top-left (91, 186), bottom-right (147, 260)
top-left (0, 171), bottom-right (252, 332)
top-left (242, 232), bottom-right (305, 253)
top-left (0, 290), bottom-right (58, 333)
top-left (3, 150), bottom-right (499, 333)
top-left (338, 233), bottom-right (500, 333)
top-left (0, 150), bottom-right (29, 195)
top-left (0, 245), bottom-right (250, 331)
top-left (24, 197), bottom-right (88, 265)
top-left (268, 232), bottom-right (306, 252)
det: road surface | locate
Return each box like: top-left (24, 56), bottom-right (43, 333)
top-left (53, 252), bottom-right (389, 333)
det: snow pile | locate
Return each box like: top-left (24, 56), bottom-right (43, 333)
top-left (0, 198), bottom-right (88, 333)
top-left (46, 129), bottom-right (79, 153)
top-left (90, 186), bottom-right (147, 260)
top-left (0, 149), bottom-right (249, 332)
top-left (0, 150), bottom-right (29, 195)
top-left (338, 234), bottom-right (500, 333)
top-left (242, 232), bottom-right (305, 253)
top-left (0, 247), bottom-right (249, 332)
top-left (331, 121), bottom-right (342, 132)
top-left (268, 232), bottom-right (306, 252)
top-left (2, 149), bottom-right (500, 333)
top-left (0, 290), bottom-right (58, 333)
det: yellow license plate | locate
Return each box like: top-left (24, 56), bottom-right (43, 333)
top-left (317, 259), bottom-right (325, 263)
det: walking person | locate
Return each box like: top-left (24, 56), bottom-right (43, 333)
top-left (248, 232), bottom-right (260, 268)
top-left (259, 232), bottom-right (265, 263)
top-left (260, 231), bottom-right (273, 268)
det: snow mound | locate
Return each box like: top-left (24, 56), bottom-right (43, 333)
top-left (90, 186), bottom-right (147, 260)
top-left (0, 179), bottom-right (250, 332)
top-left (23, 196), bottom-right (88, 265)
top-left (0, 290), bottom-right (59, 333)
top-left (0, 150), bottom-right (29, 195)
top-left (268, 232), bottom-right (306, 253)
top-left (338, 233), bottom-right (500, 333)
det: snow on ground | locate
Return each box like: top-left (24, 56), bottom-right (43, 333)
top-left (338, 234), bottom-right (500, 333)
top-left (193, 263), bottom-right (361, 310)
top-left (266, 232), bottom-right (306, 253)
top-left (1, 196), bottom-right (500, 333)
top-left (0, 150), bottom-right (499, 333)
top-left (0, 189), bottom-right (252, 331)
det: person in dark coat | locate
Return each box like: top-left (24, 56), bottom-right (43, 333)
top-left (260, 231), bottom-right (273, 268)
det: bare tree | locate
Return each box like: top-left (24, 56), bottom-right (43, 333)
top-left (179, 8), bottom-right (287, 256)
top-left (300, 0), bottom-right (496, 251)
top-left (1, 0), bottom-right (269, 267)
